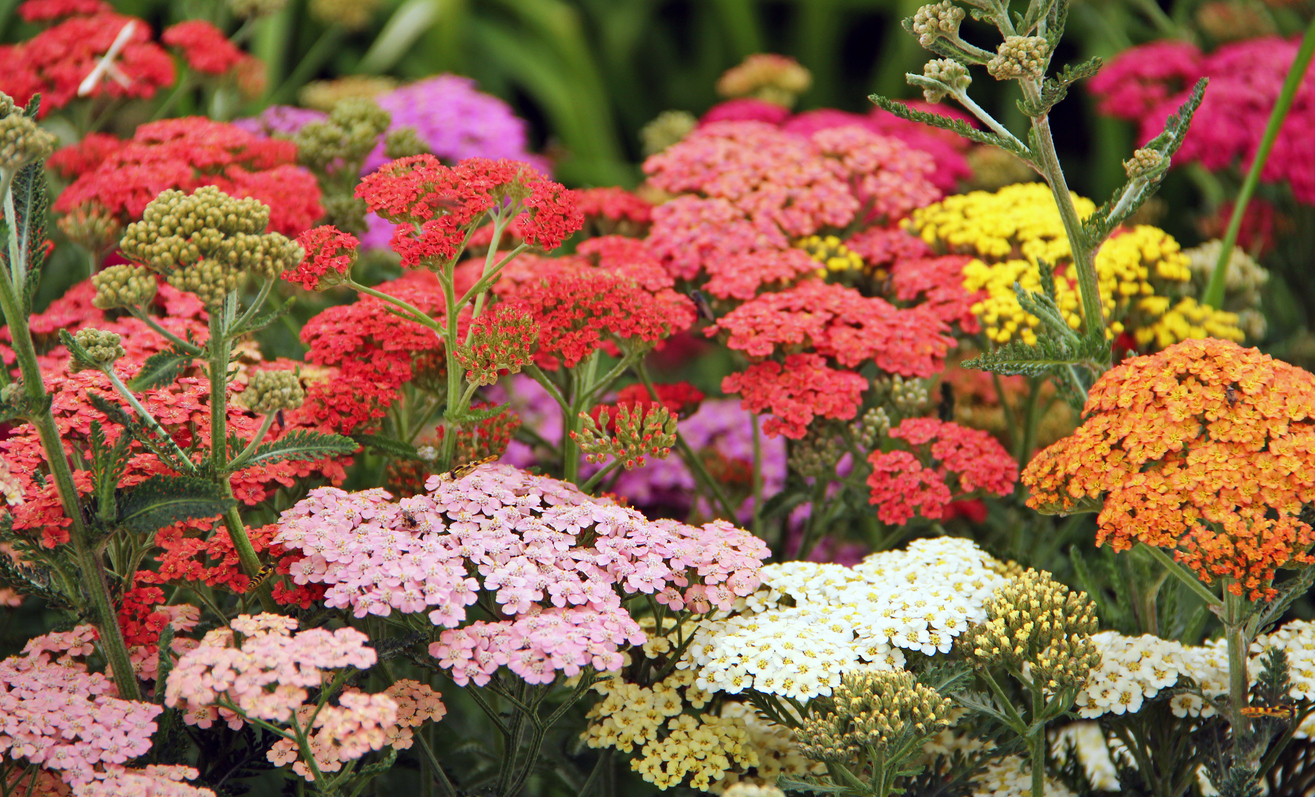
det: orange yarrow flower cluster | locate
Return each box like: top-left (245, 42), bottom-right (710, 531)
top-left (1023, 338), bottom-right (1315, 600)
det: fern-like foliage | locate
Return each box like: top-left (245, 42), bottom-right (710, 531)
top-left (869, 94), bottom-right (1031, 157)
top-left (229, 429), bottom-right (356, 472)
top-left (962, 333), bottom-right (1105, 379)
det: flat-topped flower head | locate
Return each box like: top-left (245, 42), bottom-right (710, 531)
top-left (273, 463), bottom-right (768, 687)
top-left (355, 155), bottom-right (582, 268)
top-left (1024, 339), bottom-right (1315, 600)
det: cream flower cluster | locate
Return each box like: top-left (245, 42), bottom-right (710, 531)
top-left (1074, 631), bottom-right (1228, 719)
top-left (684, 538), bottom-right (1007, 700)
top-left (972, 756), bottom-right (1077, 797)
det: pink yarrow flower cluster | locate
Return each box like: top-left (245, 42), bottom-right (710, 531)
top-left (0, 626), bottom-right (209, 794)
top-left (644, 121), bottom-right (938, 280)
top-left (273, 463), bottom-right (769, 686)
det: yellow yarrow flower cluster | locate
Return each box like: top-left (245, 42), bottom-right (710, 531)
top-left (906, 183), bottom-right (1244, 349)
top-left (796, 235), bottom-right (866, 280)
top-left (584, 619), bottom-right (818, 793)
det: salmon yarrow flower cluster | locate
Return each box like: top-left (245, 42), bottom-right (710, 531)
top-left (1023, 339), bottom-right (1315, 600)
top-left (273, 463), bottom-right (769, 687)
top-left (0, 626), bottom-right (215, 794)
top-left (682, 538), bottom-right (1007, 701)
top-left (906, 182), bottom-right (1245, 348)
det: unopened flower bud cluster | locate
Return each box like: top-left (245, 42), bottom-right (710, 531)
top-left (851, 406), bottom-right (892, 449)
top-left (120, 186), bottom-right (302, 307)
top-left (0, 93), bottom-right (55, 172)
top-left (384, 126), bottom-right (430, 160)
top-left (308, 0), bottom-right (384, 30)
top-left (58, 206), bottom-right (124, 255)
top-left (92, 264), bottom-right (158, 310)
top-left (641, 110), bottom-right (698, 157)
top-left (243, 370), bottom-right (306, 414)
top-left (294, 98), bottom-right (391, 176)
top-left (922, 59), bottom-right (972, 103)
top-left (70, 328), bottom-right (125, 372)
top-left (962, 569), bottom-right (1100, 692)
top-left (911, 1), bottom-right (966, 47)
top-left (715, 54), bottom-right (812, 107)
top-left (987, 36), bottom-right (1050, 81)
top-left (875, 375), bottom-right (930, 417)
top-left (1123, 148), bottom-right (1165, 180)
top-left (797, 668), bottom-right (950, 762)
top-left (787, 426), bottom-right (846, 480)
top-left (573, 404), bottom-right (678, 469)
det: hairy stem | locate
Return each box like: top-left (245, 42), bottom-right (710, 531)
top-left (0, 198), bottom-right (141, 700)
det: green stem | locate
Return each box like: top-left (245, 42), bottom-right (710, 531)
top-left (1023, 83), bottom-right (1109, 350)
top-left (103, 370), bottom-right (198, 472)
top-left (796, 478), bottom-right (831, 561)
top-left (1224, 589), bottom-right (1254, 743)
top-left (1030, 687), bottom-right (1045, 797)
top-left (577, 749), bottom-right (611, 797)
top-left (581, 458), bottom-right (623, 493)
top-left (1137, 543), bottom-right (1223, 610)
top-left (129, 308), bottom-right (205, 355)
top-left (634, 363), bottom-right (739, 521)
top-left (1204, 14), bottom-right (1315, 309)
top-left (345, 280), bottom-right (446, 338)
top-left (226, 412), bottom-right (279, 473)
top-left (207, 300), bottom-right (276, 612)
top-left (750, 411), bottom-right (763, 538)
top-left (0, 194), bottom-right (140, 700)
top-left (1015, 377), bottom-right (1043, 471)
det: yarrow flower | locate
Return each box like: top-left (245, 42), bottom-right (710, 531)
top-left (722, 354), bottom-right (869, 439)
top-left (272, 463), bottom-right (769, 687)
top-left (684, 537), bottom-right (1008, 700)
top-left (0, 627), bottom-right (171, 790)
top-left (356, 155), bottom-right (582, 268)
top-left (866, 417), bottom-right (1017, 525)
top-left (288, 225), bottom-right (359, 291)
top-left (1090, 36), bottom-right (1315, 205)
top-left (161, 20), bottom-right (247, 75)
top-left (53, 117), bottom-right (322, 236)
top-left (1023, 338), bottom-right (1315, 600)
top-left (907, 183), bottom-right (1244, 348)
top-left (715, 53), bottom-right (813, 107)
top-left (0, 4), bottom-right (173, 115)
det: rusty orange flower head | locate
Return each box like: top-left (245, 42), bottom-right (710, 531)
top-left (1023, 338), bottom-right (1315, 601)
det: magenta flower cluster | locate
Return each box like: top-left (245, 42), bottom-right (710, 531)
top-left (273, 464), bottom-right (769, 686)
top-left (1089, 35), bottom-right (1315, 204)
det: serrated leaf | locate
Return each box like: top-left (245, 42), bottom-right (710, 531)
top-left (231, 430), bottom-right (356, 471)
top-left (87, 393), bottom-right (193, 473)
top-left (11, 157), bottom-right (49, 313)
top-left (128, 350), bottom-right (191, 392)
top-left (229, 297), bottom-right (296, 339)
top-left (871, 93), bottom-right (1029, 156)
top-left (963, 333), bottom-right (1105, 379)
top-left (447, 401), bottom-right (512, 425)
top-left (154, 624), bottom-right (176, 705)
top-left (115, 476), bottom-right (235, 534)
top-left (351, 433), bottom-right (424, 460)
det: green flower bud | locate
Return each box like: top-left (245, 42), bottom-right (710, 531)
top-left (71, 328), bottom-right (125, 372)
top-left (911, 1), bottom-right (966, 47)
top-left (308, 0), bottom-right (385, 30)
top-left (851, 406), bottom-right (891, 449)
top-left (1123, 148), bottom-right (1165, 180)
top-left (91, 265), bottom-right (157, 309)
top-left (921, 58), bottom-right (972, 103)
top-left (797, 669), bottom-right (951, 763)
top-left (321, 194), bottom-right (369, 236)
top-left (640, 110), bottom-right (697, 157)
top-left (987, 36), bottom-right (1050, 81)
top-left (58, 205), bottom-right (124, 255)
top-left (384, 126), bottom-right (430, 161)
top-left (0, 111), bottom-right (56, 172)
top-left (243, 369), bottom-right (305, 414)
top-left (227, 0), bottom-right (287, 16)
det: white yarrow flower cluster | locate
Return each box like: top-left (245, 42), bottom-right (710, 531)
top-left (1253, 619), bottom-right (1315, 737)
top-left (971, 755), bottom-right (1077, 797)
top-left (1074, 632), bottom-right (1228, 719)
top-left (684, 538), bottom-right (1007, 700)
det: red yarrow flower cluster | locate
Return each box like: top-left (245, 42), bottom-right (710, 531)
top-left (0, 4), bottom-right (173, 115)
top-left (356, 155), bottom-right (583, 268)
top-left (493, 246), bottom-right (695, 370)
top-left (53, 117), bottom-right (322, 236)
top-left (161, 20), bottom-right (247, 75)
top-left (18, 0), bottom-right (111, 22)
top-left (722, 353), bottom-right (868, 439)
top-left (572, 186), bottom-right (653, 235)
top-left (708, 279), bottom-right (955, 374)
top-left (867, 417), bottom-right (1018, 525)
top-left (288, 225), bottom-right (359, 291)
top-left (455, 302), bottom-right (539, 386)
